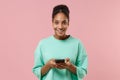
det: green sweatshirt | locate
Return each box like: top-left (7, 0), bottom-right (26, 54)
top-left (32, 35), bottom-right (88, 80)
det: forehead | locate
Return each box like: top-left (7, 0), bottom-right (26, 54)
top-left (53, 12), bottom-right (68, 21)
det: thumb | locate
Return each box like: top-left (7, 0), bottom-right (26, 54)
top-left (65, 58), bottom-right (70, 62)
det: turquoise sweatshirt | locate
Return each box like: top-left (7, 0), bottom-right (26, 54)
top-left (32, 35), bottom-right (88, 80)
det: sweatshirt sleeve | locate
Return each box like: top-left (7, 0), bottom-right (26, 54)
top-left (73, 41), bottom-right (88, 80)
top-left (32, 42), bottom-right (44, 80)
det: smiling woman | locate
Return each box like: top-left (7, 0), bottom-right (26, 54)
top-left (32, 4), bottom-right (88, 80)
top-left (52, 5), bottom-right (70, 40)
top-left (52, 12), bottom-right (69, 39)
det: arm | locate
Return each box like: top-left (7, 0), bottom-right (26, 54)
top-left (41, 59), bottom-right (57, 76)
top-left (75, 41), bottom-right (88, 79)
top-left (32, 42), bottom-right (44, 79)
top-left (32, 42), bottom-right (57, 78)
top-left (67, 63), bottom-right (76, 74)
top-left (65, 58), bottom-right (77, 74)
top-left (41, 64), bottom-right (51, 76)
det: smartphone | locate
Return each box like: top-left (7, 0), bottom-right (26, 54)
top-left (55, 59), bottom-right (65, 63)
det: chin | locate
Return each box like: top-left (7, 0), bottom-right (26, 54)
top-left (57, 33), bottom-right (65, 37)
top-left (58, 35), bottom-right (64, 37)
top-left (55, 31), bottom-right (66, 37)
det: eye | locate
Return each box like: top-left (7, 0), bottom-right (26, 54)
top-left (54, 21), bottom-right (59, 25)
top-left (62, 21), bottom-right (68, 25)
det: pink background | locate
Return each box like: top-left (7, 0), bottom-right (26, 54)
top-left (0, 0), bottom-right (120, 80)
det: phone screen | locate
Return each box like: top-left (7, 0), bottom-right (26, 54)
top-left (55, 59), bottom-right (65, 63)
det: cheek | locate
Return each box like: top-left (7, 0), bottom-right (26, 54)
top-left (52, 25), bottom-right (57, 31)
top-left (64, 26), bottom-right (69, 30)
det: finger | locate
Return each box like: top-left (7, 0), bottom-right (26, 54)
top-left (57, 64), bottom-right (67, 69)
top-left (65, 58), bottom-right (70, 63)
top-left (53, 62), bottom-right (58, 68)
top-left (56, 65), bottom-right (66, 69)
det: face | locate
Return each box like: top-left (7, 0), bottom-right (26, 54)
top-left (52, 12), bottom-right (69, 38)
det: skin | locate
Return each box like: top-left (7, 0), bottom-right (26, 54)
top-left (41, 12), bottom-right (76, 76)
top-left (52, 12), bottom-right (69, 40)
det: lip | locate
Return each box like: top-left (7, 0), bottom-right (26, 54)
top-left (56, 29), bottom-right (64, 34)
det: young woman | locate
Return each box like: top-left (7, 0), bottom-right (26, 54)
top-left (32, 4), bottom-right (88, 80)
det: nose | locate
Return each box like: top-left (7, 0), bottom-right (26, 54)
top-left (58, 23), bottom-right (63, 29)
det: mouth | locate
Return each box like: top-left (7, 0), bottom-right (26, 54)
top-left (56, 29), bottom-right (64, 34)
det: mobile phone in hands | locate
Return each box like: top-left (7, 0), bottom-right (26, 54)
top-left (55, 59), bottom-right (65, 63)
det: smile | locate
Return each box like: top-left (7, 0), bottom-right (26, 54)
top-left (57, 29), bottom-right (64, 33)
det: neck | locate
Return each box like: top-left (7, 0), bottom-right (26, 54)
top-left (54, 34), bottom-right (69, 40)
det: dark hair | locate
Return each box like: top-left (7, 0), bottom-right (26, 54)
top-left (52, 4), bottom-right (70, 21)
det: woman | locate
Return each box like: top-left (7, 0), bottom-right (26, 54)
top-left (32, 4), bottom-right (88, 80)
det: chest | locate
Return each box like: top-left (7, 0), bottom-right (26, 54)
top-left (41, 43), bottom-right (78, 64)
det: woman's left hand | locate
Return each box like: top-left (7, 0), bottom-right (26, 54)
top-left (56, 58), bottom-right (73, 69)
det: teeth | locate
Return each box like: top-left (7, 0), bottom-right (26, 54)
top-left (57, 29), bottom-right (64, 32)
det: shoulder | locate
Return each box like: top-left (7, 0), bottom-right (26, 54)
top-left (37, 36), bottom-right (53, 46)
top-left (70, 36), bottom-right (83, 44)
top-left (70, 36), bottom-right (85, 48)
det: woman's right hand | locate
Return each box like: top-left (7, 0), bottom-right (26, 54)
top-left (46, 59), bottom-right (57, 69)
top-left (41, 59), bottom-right (57, 76)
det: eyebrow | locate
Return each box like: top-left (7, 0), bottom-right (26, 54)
top-left (54, 19), bottom-right (68, 22)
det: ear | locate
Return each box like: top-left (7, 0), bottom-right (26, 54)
top-left (68, 22), bottom-right (69, 26)
top-left (52, 21), bottom-right (54, 28)
top-left (67, 22), bottom-right (69, 27)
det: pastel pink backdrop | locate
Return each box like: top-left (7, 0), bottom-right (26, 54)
top-left (0, 0), bottom-right (120, 80)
